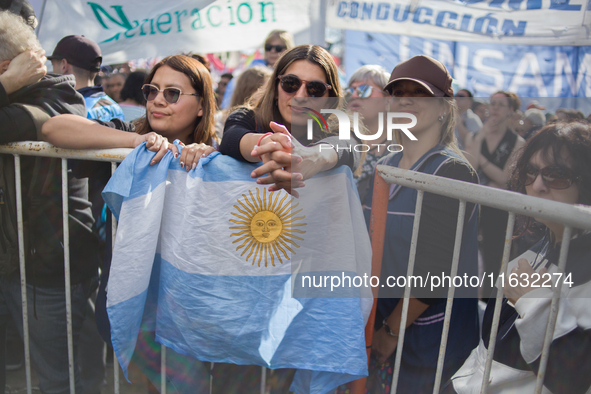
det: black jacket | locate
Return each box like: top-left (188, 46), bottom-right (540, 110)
top-left (0, 74), bottom-right (101, 286)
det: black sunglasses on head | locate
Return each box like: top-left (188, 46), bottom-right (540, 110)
top-left (277, 74), bottom-right (332, 98)
top-left (522, 164), bottom-right (580, 190)
top-left (141, 84), bottom-right (199, 104)
top-left (265, 44), bottom-right (286, 53)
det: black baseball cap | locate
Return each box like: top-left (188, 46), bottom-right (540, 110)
top-left (48, 35), bottom-right (102, 72)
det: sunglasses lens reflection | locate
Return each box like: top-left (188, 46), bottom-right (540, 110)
top-left (279, 75), bottom-right (328, 97)
top-left (280, 75), bottom-right (301, 93)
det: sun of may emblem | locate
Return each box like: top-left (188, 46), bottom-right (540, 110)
top-left (229, 188), bottom-right (306, 267)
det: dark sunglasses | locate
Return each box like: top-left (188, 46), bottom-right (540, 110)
top-left (265, 44), bottom-right (286, 53)
top-left (344, 84), bottom-right (384, 99)
top-left (141, 84), bottom-right (199, 104)
top-left (277, 74), bottom-right (332, 98)
top-left (522, 164), bottom-right (580, 190)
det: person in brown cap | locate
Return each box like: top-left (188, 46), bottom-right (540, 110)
top-left (355, 55), bottom-right (480, 394)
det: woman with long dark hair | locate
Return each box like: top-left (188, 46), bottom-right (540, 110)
top-left (219, 44), bottom-right (360, 195)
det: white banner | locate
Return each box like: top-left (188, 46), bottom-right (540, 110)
top-left (327, 0), bottom-right (591, 46)
top-left (36, 0), bottom-right (311, 64)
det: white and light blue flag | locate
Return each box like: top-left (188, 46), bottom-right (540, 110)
top-left (103, 143), bottom-right (373, 394)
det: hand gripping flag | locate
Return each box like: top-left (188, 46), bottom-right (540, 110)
top-left (103, 143), bottom-right (373, 394)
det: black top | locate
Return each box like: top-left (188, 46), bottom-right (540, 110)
top-left (482, 232), bottom-right (591, 394)
top-left (219, 107), bottom-right (360, 171)
top-left (478, 129), bottom-right (518, 185)
top-left (1, 74), bottom-right (101, 286)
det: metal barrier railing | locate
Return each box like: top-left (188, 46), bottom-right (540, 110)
top-left (1, 142), bottom-right (130, 394)
top-left (4, 142), bottom-right (591, 394)
top-left (351, 164), bottom-right (591, 394)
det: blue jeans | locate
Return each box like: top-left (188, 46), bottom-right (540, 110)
top-left (0, 276), bottom-right (88, 394)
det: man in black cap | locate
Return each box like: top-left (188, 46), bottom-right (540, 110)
top-left (49, 35), bottom-right (123, 394)
top-left (0, 10), bottom-right (101, 394)
top-left (49, 35), bottom-right (124, 122)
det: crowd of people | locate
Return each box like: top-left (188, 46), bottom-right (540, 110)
top-left (1, 1), bottom-right (591, 394)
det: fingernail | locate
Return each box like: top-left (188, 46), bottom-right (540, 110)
top-left (192, 163), bottom-right (197, 170)
top-left (256, 179), bottom-right (262, 184)
top-left (251, 171), bottom-right (256, 177)
top-left (180, 161), bottom-right (184, 168)
top-left (150, 160), bottom-right (155, 165)
top-left (174, 152), bottom-right (178, 158)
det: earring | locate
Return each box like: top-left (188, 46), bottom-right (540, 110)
top-left (438, 113), bottom-right (445, 122)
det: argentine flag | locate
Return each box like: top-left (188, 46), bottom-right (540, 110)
top-left (103, 143), bottom-right (372, 394)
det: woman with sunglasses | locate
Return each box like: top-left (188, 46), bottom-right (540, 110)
top-left (219, 44), bottom-right (360, 196)
top-left (220, 29), bottom-right (294, 110)
top-left (345, 64), bottom-right (390, 204)
top-left (349, 55), bottom-right (480, 394)
top-left (465, 91), bottom-right (526, 299)
top-left (449, 122), bottom-right (591, 394)
top-left (42, 54), bottom-right (217, 391)
top-left (42, 54), bottom-right (217, 167)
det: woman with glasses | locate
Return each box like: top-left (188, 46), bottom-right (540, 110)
top-left (349, 55), bottom-right (480, 394)
top-left (344, 65), bottom-right (390, 204)
top-left (219, 44), bottom-right (360, 196)
top-left (41, 54), bottom-right (217, 392)
top-left (465, 91), bottom-right (526, 299)
top-left (42, 54), bottom-right (217, 167)
top-left (449, 122), bottom-right (591, 394)
top-left (220, 30), bottom-right (294, 110)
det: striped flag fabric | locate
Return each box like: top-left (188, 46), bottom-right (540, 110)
top-left (103, 143), bottom-right (372, 394)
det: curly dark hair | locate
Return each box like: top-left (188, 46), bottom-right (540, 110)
top-left (509, 121), bottom-right (591, 206)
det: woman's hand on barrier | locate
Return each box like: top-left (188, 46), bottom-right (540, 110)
top-left (177, 142), bottom-right (216, 171)
top-left (0, 49), bottom-right (47, 95)
top-left (504, 258), bottom-right (548, 304)
top-left (372, 327), bottom-right (399, 365)
top-left (133, 132), bottom-right (176, 165)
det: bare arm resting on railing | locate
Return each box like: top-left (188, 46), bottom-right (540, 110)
top-left (42, 114), bottom-right (174, 163)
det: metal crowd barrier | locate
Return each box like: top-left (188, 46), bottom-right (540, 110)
top-left (3, 142), bottom-right (591, 394)
top-left (0, 142), bottom-right (130, 394)
top-left (350, 164), bottom-right (591, 394)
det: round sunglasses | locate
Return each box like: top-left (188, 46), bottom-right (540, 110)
top-left (141, 84), bottom-right (199, 104)
top-left (265, 44), bottom-right (286, 53)
top-left (344, 84), bottom-right (384, 99)
top-left (522, 164), bottom-right (580, 190)
top-left (277, 74), bottom-right (332, 98)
